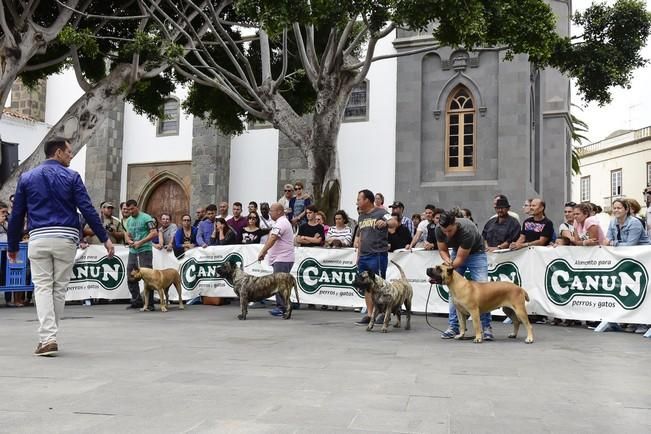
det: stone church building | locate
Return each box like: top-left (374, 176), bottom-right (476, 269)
top-left (2, 0), bottom-right (571, 226)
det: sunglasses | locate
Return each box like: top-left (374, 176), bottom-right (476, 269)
top-left (248, 216), bottom-right (257, 220)
top-left (284, 189), bottom-right (292, 192)
top-left (182, 219), bottom-right (191, 222)
top-left (294, 187), bottom-right (302, 190)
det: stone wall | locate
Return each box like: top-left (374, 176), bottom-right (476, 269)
top-left (10, 79), bottom-right (46, 122)
top-left (85, 101), bottom-right (125, 208)
top-left (190, 117), bottom-right (231, 210)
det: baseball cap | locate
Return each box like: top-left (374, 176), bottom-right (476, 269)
top-left (389, 201), bottom-right (405, 208)
top-left (101, 201), bottom-right (115, 208)
top-left (283, 183), bottom-right (294, 191)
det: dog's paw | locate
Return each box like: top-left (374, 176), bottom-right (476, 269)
top-left (139, 307), bottom-right (146, 312)
top-left (508, 333), bottom-right (517, 339)
top-left (366, 326), bottom-right (373, 332)
top-left (381, 328), bottom-right (388, 333)
top-left (237, 314), bottom-right (244, 320)
top-left (453, 333), bottom-right (465, 340)
top-left (525, 337), bottom-right (534, 344)
top-left (160, 308), bottom-right (167, 312)
top-left (473, 337), bottom-right (483, 343)
top-left (178, 305), bottom-right (185, 310)
top-left (393, 323), bottom-right (401, 328)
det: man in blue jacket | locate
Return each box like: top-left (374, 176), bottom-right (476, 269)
top-left (8, 137), bottom-right (114, 357)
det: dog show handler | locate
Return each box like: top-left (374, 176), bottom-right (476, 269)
top-left (354, 189), bottom-right (391, 326)
top-left (258, 203), bottom-right (295, 317)
top-left (124, 199), bottom-right (157, 310)
top-left (435, 211), bottom-right (493, 341)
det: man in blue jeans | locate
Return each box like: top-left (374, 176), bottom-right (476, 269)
top-left (435, 211), bottom-right (493, 340)
top-left (354, 189), bottom-right (391, 325)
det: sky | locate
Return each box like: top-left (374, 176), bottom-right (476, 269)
top-left (571, 0), bottom-right (651, 143)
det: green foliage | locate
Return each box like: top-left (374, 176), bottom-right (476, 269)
top-left (551, 0), bottom-right (651, 105)
top-left (124, 75), bottom-right (177, 122)
top-left (58, 26), bottom-right (100, 57)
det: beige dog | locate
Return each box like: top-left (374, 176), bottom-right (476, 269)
top-left (426, 264), bottom-right (533, 343)
top-left (129, 267), bottom-right (184, 312)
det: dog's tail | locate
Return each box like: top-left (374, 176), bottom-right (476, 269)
top-left (291, 275), bottom-right (300, 304)
top-left (390, 260), bottom-right (408, 281)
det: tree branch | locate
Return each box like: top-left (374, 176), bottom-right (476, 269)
top-left (39, 0), bottom-right (81, 40)
top-left (22, 50), bottom-right (72, 71)
top-left (345, 43), bottom-right (440, 71)
top-left (71, 47), bottom-right (92, 92)
top-left (305, 24), bottom-right (320, 72)
top-left (271, 28), bottom-right (288, 93)
top-left (334, 18), bottom-right (356, 62)
top-left (54, 0), bottom-right (148, 20)
top-left (20, 0), bottom-right (40, 25)
top-left (292, 22), bottom-right (318, 87)
top-left (0, 0), bottom-right (17, 47)
top-left (342, 23), bottom-right (369, 58)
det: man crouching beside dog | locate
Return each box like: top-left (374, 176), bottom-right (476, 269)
top-left (257, 203), bottom-right (297, 318)
top-left (434, 211), bottom-right (495, 342)
top-left (431, 211), bottom-right (533, 343)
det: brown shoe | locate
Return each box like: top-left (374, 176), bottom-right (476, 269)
top-left (34, 341), bottom-right (58, 357)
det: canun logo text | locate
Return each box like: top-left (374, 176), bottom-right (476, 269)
top-left (545, 258), bottom-right (648, 310)
top-left (71, 256), bottom-right (125, 290)
top-left (181, 253), bottom-right (244, 290)
top-left (296, 258), bottom-right (361, 297)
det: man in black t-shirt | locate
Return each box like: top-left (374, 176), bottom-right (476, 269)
top-left (295, 205), bottom-right (324, 247)
top-left (510, 198), bottom-right (554, 249)
top-left (435, 212), bottom-right (493, 341)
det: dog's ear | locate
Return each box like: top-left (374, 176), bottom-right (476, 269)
top-left (446, 266), bottom-right (453, 276)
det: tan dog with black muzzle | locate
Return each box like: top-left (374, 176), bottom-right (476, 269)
top-left (426, 263), bottom-right (533, 343)
top-left (129, 267), bottom-right (184, 312)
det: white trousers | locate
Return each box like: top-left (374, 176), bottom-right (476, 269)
top-left (27, 238), bottom-right (77, 344)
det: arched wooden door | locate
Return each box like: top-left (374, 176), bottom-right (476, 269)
top-left (143, 178), bottom-right (189, 226)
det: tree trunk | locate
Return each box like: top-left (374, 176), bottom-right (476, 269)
top-left (304, 73), bottom-right (353, 221)
top-left (0, 63), bottom-right (134, 197)
top-left (266, 72), bottom-right (354, 222)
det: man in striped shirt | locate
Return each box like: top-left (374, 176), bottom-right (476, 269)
top-left (8, 137), bottom-right (114, 357)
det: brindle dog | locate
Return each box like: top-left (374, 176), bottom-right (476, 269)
top-left (129, 267), bottom-right (184, 312)
top-left (216, 262), bottom-right (299, 320)
top-left (353, 260), bottom-right (413, 333)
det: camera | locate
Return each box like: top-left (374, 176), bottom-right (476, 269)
top-left (105, 223), bottom-right (114, 232)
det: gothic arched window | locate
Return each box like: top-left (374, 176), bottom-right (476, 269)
top-left (445, 86), bottom-right (476, 172)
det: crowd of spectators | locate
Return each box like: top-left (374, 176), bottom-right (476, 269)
top-left (3, 179), bottom-right (651, 334)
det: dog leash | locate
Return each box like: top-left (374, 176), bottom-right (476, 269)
top-left (424, 284), bottom-right (449, 334)
top-left (242, 259), bottom-right (260, 268)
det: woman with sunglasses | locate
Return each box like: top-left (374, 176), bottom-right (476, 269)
top-left (173, 214), bottom-right (198, 257)
top-left (604, 199), bottom-right (650, 246)
top-left (241, 211), bottom-right (269, 244)
top-left (289, 181), bottom-right (312, 227)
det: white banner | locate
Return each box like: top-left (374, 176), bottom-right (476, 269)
top-left (61, 245), bottom-right (651, 323)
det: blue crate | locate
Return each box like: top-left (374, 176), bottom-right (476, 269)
top-left (0, 242), bottom-right (33, 293)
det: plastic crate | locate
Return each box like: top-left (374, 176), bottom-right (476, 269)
top-left (0, 242), bottom-right (33, 292)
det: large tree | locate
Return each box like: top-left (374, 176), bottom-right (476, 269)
top-left (0, 0), bottom-right (89, 111)
top-left (146, 0), bottom-right (650, 215)
top-left (0, 1), bottom-right (202, 197)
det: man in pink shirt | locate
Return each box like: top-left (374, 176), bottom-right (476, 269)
top-left (258, 203), bottom-right (296, 317)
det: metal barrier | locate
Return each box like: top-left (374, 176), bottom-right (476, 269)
top-left (0, 242), bottom-right (33, 293)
